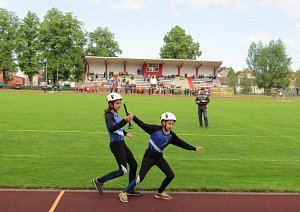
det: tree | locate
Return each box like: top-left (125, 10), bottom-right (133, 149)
top-left (0, 8), bottom-right (19, 85)
top-left (227, 68), bottom-right (238, 94)
top-left (160, 25), bottom-right (201, 59)
top-left (86, 27), bottom-right (122, 57)
top-left (246, 39), bottom-right (291, 93)
top-left (246, 41), bottom-right (261, 75)
top-left (16, 11), bottom-right (40, 87)
top-left (240, 76), bottom-right (252, 94)
top-left (246, 41), bottom-right (262, 93)
top-left (295, 71), bottom-right (300, 95)
top-left (39, 8), bottom-right (86, 83)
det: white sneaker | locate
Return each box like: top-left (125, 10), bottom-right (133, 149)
top-left (154, 191), bottom-right (172, 200)
top-left (119, 191), bottom-right (128, 203)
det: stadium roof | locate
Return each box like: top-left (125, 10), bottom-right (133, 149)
top-left (85, 56), bottom-right (222, 68)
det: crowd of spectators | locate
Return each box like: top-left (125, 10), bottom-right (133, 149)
top-left (191, 74), bottom-right (216, 80)
top-left (82, 71), bottom-right (213, 96)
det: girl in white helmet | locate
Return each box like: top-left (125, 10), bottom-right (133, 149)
top-left (92, 92), bottom-right (142, 196)
top-left (119, 112), bottom-right (202, 203)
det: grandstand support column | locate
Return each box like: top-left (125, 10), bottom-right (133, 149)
top-left (85, 59), bottom-right (89, 82)
top-left (214, 65), bottom-right (221, 76)
top-left (196, 62), bottom-right (204, 77)
top-left (162, 60), bottom-right (165, 68)
top-left (178, 61), bottom-right (184, 76)
top-left (105, 58), bottom-right (108, 77)
top-left (124, 58), bottom-right (127, 74)
top-left (142, 60), bottom-right (146, 76)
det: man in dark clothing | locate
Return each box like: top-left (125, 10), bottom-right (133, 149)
top-left (195, 88), bottom-right (210, 128)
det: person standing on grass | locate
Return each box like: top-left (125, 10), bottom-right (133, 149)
top-left (119, 112), bottom-right (202, 203)
top-left (195, 87), bottom-right (210, 128)
top-left (92, 92), bottom-right (142, 196)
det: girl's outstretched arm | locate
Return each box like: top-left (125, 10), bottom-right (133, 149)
top-left (171, 131), bottom-right (199, 151)
top-left (129, 113), bottom-right (160, 135)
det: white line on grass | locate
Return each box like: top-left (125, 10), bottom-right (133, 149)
top-left (1, 155), bottom-right (299, 163)
top-left (3, 129), bottom-right (270, 137)
top-left (179, 134), bottom-right (267, 137)
top-left (5, 129), bottom-right (106, 134)
top-left (3, 130), bottom-right (297, 141)
top-left (215, 113), bottom-right (299, 142)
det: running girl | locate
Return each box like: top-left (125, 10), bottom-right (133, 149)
top-left (119, 112), bottom-right (202, 203)
top-left (92, 92), bottom-right (141, 196)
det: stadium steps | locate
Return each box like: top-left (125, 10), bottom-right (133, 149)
top-left (187, 77), bottom-right (194, 89)
top-left (170, 77), bottom-right (190, 89)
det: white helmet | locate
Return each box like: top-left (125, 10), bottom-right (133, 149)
top-left (106, 92), bottom-right (122, 102)
top-left (160, 112), bottom-right (176, 122)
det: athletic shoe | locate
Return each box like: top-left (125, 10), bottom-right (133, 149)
top-left (92, 179), bottom-right (104, 195)
top-left (119, 191), bottom-right (128, 203)
top-left (154, 191), bottom-right (172, 200)
top-left (127, 190), bottom-right (143, 196)
top-left (128, 125), bottom-right (134, 129)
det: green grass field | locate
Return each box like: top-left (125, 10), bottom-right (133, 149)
top-left (1, 91), bottom-right (300, 192)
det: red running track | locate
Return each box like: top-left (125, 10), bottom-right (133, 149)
top-left (1, 189), bottom-right (300, 212)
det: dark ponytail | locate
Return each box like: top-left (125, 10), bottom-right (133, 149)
top-left (104, 103), bottom-right (113, 116)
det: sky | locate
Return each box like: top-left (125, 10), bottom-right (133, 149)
top-left (1, 0), bottom-right (300, 71)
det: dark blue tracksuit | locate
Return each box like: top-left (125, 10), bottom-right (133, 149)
top-left (123, 116), bottom-right (196, 193)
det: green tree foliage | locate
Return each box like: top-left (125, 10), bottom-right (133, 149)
top-left (246, 39), bottom-right (291, 92)
top-left (86, 27), bottom-right (122, 57)
top-left (296, 71), bottom-right (300, 95)
top-left (0, 8), bottom-right (19, 84)
top-left (16, 11), bottom-right (40, 86)
top-left (160, 25), bottom-right (201, 59)
top-left (240, 76), bottom-right (252, 94)
top-left (246, 42), bottom-right (260, 75)
top-left (2, 7), bottom-right (126, 84)
top-left (227, 68), bottom-right (238, 94)
top-left (39, 8), bottom-right (86, 83)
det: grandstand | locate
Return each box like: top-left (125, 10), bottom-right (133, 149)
top-left (80, 56), bottom-right (227, 95)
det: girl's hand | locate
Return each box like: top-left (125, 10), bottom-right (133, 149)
top-left (124, 114), bottom-right (134, 122)
top-left (195, 147), bottom-right (202, 152)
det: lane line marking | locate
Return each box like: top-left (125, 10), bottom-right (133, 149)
top-left (3, 129), bottom-right (280, 137)
top-left (49, 190), bottom-right (65, 212)
top-left (5, 129), bottom-right (105, 134)
top-left (1, 154), bottom-right (299, 163)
